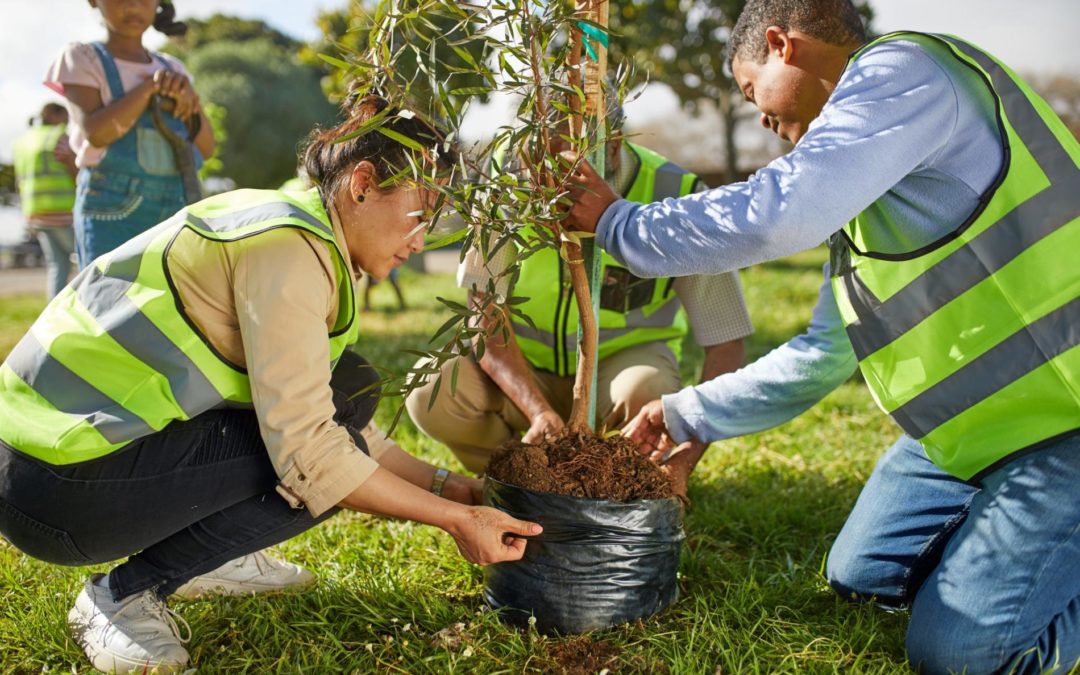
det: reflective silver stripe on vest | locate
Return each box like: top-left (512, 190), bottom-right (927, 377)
top-left (73, 265), bottom-right (224, 418)
top-left (891, 295), bottom-right (1080, 438)
top-left (5, 332), bottom-right (154, 443)
top-left (653, 163), bottom-right (687, 200)
top-left (186, 201), bottom-right (333, 238)
top-left (843, 35), bottom-right (1080, 361)
top-left (515, 295), bottom-right (682, 352)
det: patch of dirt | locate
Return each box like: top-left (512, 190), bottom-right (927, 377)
top-left (542, 636), bottom-right (621, 674)
top-left (540, 635), bottom-right (671, 675)
top-left (487, 432), bottom-right (673, 501)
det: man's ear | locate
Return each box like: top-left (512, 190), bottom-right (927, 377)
top-left (765, 26), bottom-right (795, 64)
top-left (348, 161), bottom-right (377, 202)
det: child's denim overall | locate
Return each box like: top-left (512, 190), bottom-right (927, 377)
top-left (73, 42), bottom-right (198, 268)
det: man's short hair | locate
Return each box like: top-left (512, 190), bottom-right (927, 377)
top-left (727, 0), bottom-right (867, 69)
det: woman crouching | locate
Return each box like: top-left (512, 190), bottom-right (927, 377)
top-left (0, 92), bottom-right (539, 674)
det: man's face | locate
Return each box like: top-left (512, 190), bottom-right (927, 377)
top-left (732, 44), bottom-right (828, 145)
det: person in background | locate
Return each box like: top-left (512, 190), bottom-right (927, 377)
top-left (0, 92), bottom-right (540, 674)
top-left (407, 124), bottom-right (752, 475)
top-left (363, 266), bottom-right (408, 312)
top-left (45, 0), bottom-right (214, 268)
top-left (564, 0), bottom-right (1080, 672)
top-left (11, 103), bottom-right (76, 298)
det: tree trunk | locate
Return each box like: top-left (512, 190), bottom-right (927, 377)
top-left (565, 0), bottom-right (608, 433)
top-left (719, 86), bottom-right (740, 183)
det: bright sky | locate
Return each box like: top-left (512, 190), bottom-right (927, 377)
top-left (2, 0), bottom-right (1078, 162)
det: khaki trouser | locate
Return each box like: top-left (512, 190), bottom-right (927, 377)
top-left (405, 341), bottom-right (682, 474)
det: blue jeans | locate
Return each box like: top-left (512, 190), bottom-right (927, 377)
top-left (827, 435), bottom-right (1080, 674)
top-left (0, 351), bottom-right (378, 601)
top-left (32, 225), bottom-right (75, 299)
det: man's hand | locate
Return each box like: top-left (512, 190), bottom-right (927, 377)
top-left (622, 399), bottom-right (677, 461)
top-left (441, 472), bottom-right (484, 506)
top-left (522, 409), bottom-right (565, 444)
top-left (561, 151), bottom-right (618, 234)
top-left (660, 441), bottom-right (708, 500)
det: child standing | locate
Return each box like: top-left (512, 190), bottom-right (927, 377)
top-left (45, 0), bottom-right (214, 268)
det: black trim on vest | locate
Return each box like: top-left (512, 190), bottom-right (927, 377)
top-left (966, 427), bottom-right (1080, 485)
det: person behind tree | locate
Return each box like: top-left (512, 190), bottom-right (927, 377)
top-left (563, 0), bottom-right (1080, 672)
top-left (0, 91), bottom-right (540, 674)
top-left (407, 113), bottom-right (753, 475)
top-left (45, 0), bottom-right (215, 268)
top-left (11, 103), bottom-right (77, 298)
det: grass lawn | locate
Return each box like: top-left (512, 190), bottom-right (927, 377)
top-left (0, 247), bottom-right (915, 673)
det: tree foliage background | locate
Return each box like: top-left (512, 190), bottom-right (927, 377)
top-left (163, 16), bottom-right (337, 188)
top-left (610, 0), bottom-right (873, 179)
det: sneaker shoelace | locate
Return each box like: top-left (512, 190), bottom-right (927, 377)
top-left (111, 593), bottom-right (192, 644)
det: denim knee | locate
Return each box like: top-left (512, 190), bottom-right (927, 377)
top-left (906, 610), bottom-right (1006, 675)
top-left (825, 532), bottom-right (907, 606)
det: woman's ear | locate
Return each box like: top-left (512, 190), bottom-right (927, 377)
top-left (348, 161), bottom-right (377, 203)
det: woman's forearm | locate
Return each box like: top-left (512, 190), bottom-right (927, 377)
top-left (375, 445), bottom-right (438, 490)
top-left (338, 466), bottom-right (466, 530)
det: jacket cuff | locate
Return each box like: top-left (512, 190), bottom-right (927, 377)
top-left (275, 449), bottom-right (380, 518)
top-left (661, 388), bottom-right (705, 446)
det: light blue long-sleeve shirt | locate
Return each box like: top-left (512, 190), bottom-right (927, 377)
top-left (595, 37), bottom-right (1005, 444)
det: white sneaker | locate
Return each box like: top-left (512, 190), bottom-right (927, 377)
top-left (68, 573), bottom-right (191, 674)
top-left (172, 550), bottom-right (315, 599)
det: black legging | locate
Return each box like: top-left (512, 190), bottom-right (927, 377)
top-left (0, 350), bottom-right (379, 600)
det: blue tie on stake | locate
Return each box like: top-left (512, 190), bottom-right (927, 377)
top-left (577, 21), bottom-right (609, 61)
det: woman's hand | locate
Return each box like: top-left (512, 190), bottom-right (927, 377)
top-left (446, 506), bottom-right (543, 565)
top-left (441, 472), bottom-right (484, 506)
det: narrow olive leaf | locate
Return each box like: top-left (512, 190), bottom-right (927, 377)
top-left (333, 108), bottom-right (391, 144)
top-left (376, 127), bottom-right (426, 152)
top-left (318, 53), bottom-right (354, 71)
top-left (437, 297), bottom-right (472, 316)
top-left (450, 357), bottom-right (461, 395)
top-left (431, 313), bottom-right (465, 342)
top-left (425, 229), bottom-right (468, 250)
top-left (509, 306), bottom-right (539, 331)
top-left (426, 373), bottom-right (443, 411)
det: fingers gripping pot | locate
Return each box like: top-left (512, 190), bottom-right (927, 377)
top-left (483, 477), bottom-right (685, 635)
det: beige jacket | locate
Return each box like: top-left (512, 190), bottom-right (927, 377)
top-left (166, 209), bottom-right (392, 517)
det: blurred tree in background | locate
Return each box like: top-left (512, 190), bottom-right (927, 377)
top-left (302, 1), bottom-right (493, 108)
top-left (164, 14), bottom-right (301, 56)
top-left (1030, 73), bottom-right (1080, 140)
top-left (610, 0), bottom-right (873, 181)
top-left (163, 16), bottom-right (337, 188)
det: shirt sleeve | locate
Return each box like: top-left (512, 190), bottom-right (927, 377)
top-left (595, 41), bottom-right (961, 277)
top-left (662, 265), bottom-right (858, 443)
top-left (45, 42), bottom-right (106, 96)
top-left (672, 272), bottom-right (753, 346)
top-left (233, 228), bottom-right (380, 517)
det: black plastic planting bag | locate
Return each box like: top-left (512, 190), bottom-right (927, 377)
top-left (483, 477), bottom-right (685, 635)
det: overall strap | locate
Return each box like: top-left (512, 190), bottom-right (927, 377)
top-left (90, 42), bottom-right (126, 101)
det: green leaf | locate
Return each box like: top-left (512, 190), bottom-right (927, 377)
top-left (376, 127), bottom-right (426, 152)
top-left (317, 53), bottom-right (354, 71)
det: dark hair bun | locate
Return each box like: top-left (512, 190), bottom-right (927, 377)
top-left (154, 1), bottom-right (188, 37)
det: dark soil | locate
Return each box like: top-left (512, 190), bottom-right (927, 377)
top-left (541, 635), bottom-right (671, 674)
top-left (486, 432), bottom-right (674, 501)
